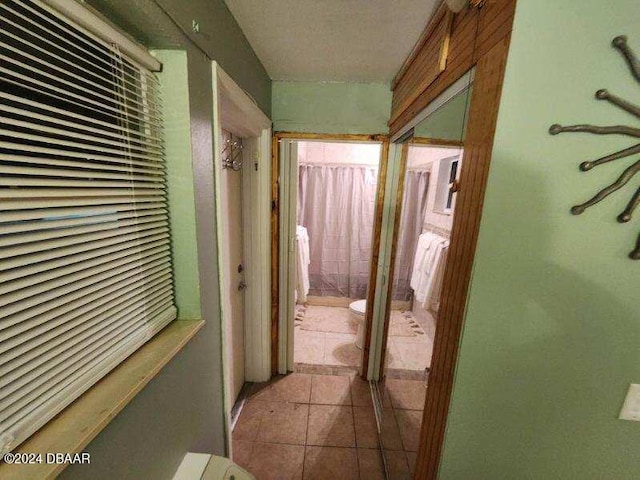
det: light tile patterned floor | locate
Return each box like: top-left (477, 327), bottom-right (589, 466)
top-left (232, 373), bottom-right (426, 480)
top-left (294, 305), bottom-right (434, 374)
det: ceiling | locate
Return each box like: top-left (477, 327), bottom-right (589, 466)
top-left (224, 0), bottom-right (439, 83)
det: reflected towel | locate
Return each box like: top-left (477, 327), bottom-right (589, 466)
top-left (296, 225), bottom-right (310, 303)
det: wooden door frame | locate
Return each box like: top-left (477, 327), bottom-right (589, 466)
top-left (270, 132), bottom-right (389, 377)
top-left (410, 32), bottom-right (514, 480)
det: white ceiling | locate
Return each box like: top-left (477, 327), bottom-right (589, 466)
top-left (224, 0), bottom-right (439, 83)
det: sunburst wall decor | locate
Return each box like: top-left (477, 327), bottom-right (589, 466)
top-left (549, 35), bottom-right (640, 260)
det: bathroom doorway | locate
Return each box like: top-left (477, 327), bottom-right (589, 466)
top-left (273, 134), bottom-right (389, 375)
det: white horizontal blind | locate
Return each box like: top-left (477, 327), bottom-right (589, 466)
top-left (0, 0), bottom-right (176, 454)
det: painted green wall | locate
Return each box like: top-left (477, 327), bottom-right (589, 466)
top-left (87, 0), bottom-right (271, 115)
top-left (156, 50), bottom-right (201, 320)
top-left (439, 1), bottom-right (640, 478)
top-left (413, 88), bottom-right (471, 141)
top-left (272, 81), bottom-right (392, 134)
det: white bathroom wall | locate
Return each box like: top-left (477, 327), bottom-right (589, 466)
top-left (298, 141), bottom-right (381, 166)
top-left (407, 145), bottom-right (461, 234)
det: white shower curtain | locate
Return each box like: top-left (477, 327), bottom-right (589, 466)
top-left (297, 164), bottom-right (378, 299)
top-left (392, 170), bottom-right (430, 301)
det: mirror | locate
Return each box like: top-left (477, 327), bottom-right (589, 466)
top-left (376, 83), bottom-right (472, 478)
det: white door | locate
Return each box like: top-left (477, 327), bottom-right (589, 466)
top-left (221, 136), bottom-right (246, 404)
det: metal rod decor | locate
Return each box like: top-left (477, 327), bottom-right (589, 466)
top-left (549, 35), bottom-right (640, 260)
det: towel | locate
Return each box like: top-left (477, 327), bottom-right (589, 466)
top-left (427, 243), bottom-right (448, 312)
top-left (410, 232), bottom-right (448, 305)
top-left (296, 225), bottom-right (310, 303)
top-left (422, 240), bottom-right (449, 311)
top-left (409, 232), bottom-right (436, 291)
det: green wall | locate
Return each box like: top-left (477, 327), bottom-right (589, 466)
top-left (272, 81), bottom-right (392, 134)
top-left (87, 0), bottom-right (271, 115)
top-left (439, 1), bottom-right (640, 478)
top-left (157, 50), bottom-right (201, 320)
top-left (413, 88), bottom-right (471, 141)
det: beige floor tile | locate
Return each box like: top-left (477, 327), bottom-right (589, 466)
top-left (310, 374), bottom-right (352, 405)
top-left (394, 339), bottom-right (433, 371)
top-left (353, 406), bottom-right (379, 448)
top-left (231, 440), bottom-right (253, 470)
top-left (294, 330), bottom-right (325, 364)
top-left (232, 400), bottom-right (264, 442)
top-left (300, 306), bottom-right (357, 334)
top-left (324, 333), bottom-right (360, 367)
top-left (386, 449), bottom-right (411, 480)
top-left (303, 446), bottom-right (359, 480)
top-left (385, 379), bottom-right (427, 410)
top-left (307, 404), bottom-right (355, 447)
top-left (379, 408), bottom-right (404, 451)
top-left (385, 341), bottom-right (405, 369)
top-left (395, 409), bottom-right (423, 452)
top-left (406, 451), bottom-right (418, 476)
top-left (256, 402), bottom-right (309, 445)
top-left (246, 442), bottom-right (304, 480)
top-left (350, 376), bottom-right (373, 407)
top-left (357, 448), bottom-right (385, 480)
top-left (251, 373), bottom-right (312, 404)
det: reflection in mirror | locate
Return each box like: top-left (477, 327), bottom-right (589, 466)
top-left (377, 85), bottom-right (472, 478)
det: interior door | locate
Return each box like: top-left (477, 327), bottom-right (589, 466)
top-left (221, 134), bottom-right (246, 404)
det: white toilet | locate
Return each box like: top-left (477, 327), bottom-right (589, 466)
top-left (349, 299), bottom-right (367, 349)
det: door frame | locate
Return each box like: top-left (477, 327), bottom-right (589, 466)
top-left (211, 62), bottom-right (272, 454)
top-left (383, 36), bottom-right (514, 480)
top-left (270, 132), bottom-right (389, 377)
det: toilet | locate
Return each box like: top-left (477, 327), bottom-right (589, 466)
top-left (349, 299), bottom-right (367, 349)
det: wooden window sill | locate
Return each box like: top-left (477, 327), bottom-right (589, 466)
top-left (0, 319), bottom-right (205, 480)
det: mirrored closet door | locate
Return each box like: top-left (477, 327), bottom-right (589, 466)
top-left (374, 80), bottom-right (473, 479)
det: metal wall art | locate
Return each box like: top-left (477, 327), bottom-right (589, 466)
top-left (550, 35), bottom-right (640, 260)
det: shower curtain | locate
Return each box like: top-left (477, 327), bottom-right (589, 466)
top-left (392, 170), bottom-right (430, 301)
top-left (297, 164), bottom-right (378, 299)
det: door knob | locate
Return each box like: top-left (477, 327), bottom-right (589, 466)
top-left (238, 281), bottom-right (247, 291)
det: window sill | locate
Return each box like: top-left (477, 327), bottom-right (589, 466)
top-left (0, 319), bottom-right (205, 480)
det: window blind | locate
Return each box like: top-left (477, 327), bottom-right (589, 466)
top-left (0, 0), bottom-right (176, 455)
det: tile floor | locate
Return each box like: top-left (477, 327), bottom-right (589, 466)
top-left (294, 305), bottom-right (434, 376)
top-left (232, 373), bottom-right (426, 480)
top-left (379, 378), bottom-right (429, 478)
top-left (232, 373), bottom-right (382, 479)
top-left (294, 306), bottom-right (361, 370)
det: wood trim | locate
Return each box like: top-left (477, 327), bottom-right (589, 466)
top-left (376, 142), bottom-right (409, 378)
top-left (0, 320), bottom-right (204, 480)
top-left (360, 138), bottom-right (390, 380)
top-left (390, 7), bottom-right (453, 125)
top-left (392, 2), bottom-right (451, 89)
top-left (271, 131), bottom-right (389, 378)
top-left (410, 137), bottom-right (464, 147)
top-left (274, 131), bottom-right (388, 142)
top-left (390, 0), bottom-right (516, 135)
top-left (414, 32), bottom-right (513, 480)
top-left (270, 135), bottom-right (279, 376)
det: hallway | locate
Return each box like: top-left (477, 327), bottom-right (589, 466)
top-left (231, 373), bottom-right (424, 479)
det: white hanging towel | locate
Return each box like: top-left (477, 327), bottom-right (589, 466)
top-left (409, 232), bottom-right (436, 292)
top-left (422, 240), bottom-right (449, 311)
top-left (411, 233), bottom-right (449, 306)
top-left (296, 225), bottom-right (310, 303)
